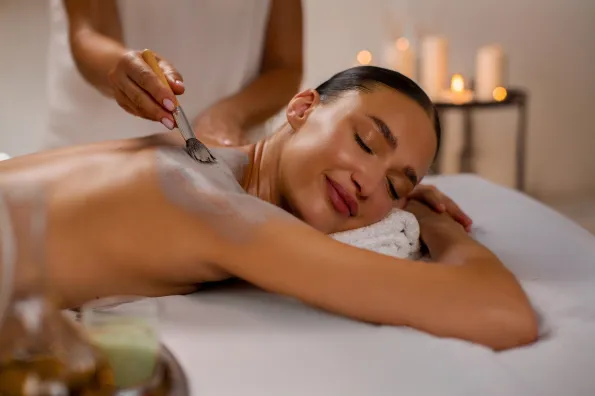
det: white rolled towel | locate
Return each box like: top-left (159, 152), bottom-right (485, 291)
top-left (330, 209), bottom-right (422, 260)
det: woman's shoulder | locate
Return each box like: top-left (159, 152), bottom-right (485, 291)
top-left (153, 145), bottom-right (248, 191)
top-left (209, 147), bottom-right (251, 182)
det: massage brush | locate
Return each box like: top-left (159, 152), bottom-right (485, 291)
top-left (141, 49), bottom-right (217, 164)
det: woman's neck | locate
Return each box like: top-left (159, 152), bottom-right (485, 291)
top-left (240, 125), bottom-right (291, 209)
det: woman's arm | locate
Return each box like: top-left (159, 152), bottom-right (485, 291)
top-left (192, 0), bottom-right (303, 145)
top-left (63, 0), bottom-right (126, 97)
top-left (215, 201), bottom-right (538, 351)
top-left (63, 0), bottom-right (183, 125)
top-left (228, 0), bottom-right (304, 129)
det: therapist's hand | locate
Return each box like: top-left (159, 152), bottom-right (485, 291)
top-left (407, 184), bottom-right (473, 232)
top-left (193, 104), bottom-right (246, 147)
top-left (108, 50), bottom-right (185, 130)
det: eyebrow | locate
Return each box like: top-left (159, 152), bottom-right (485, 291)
top-left (367, 115), bottom-right (397, 149)
top-left (404, 166), bottom-right (419, 186)
top-left (366, 114), bottom-right (417, 186)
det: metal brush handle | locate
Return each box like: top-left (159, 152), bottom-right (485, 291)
top-left (141, 50), bottom-right (193, 138)
top-left (172, 107), bottom-right (195, 142)
top-left (141, 49), bottom-right (216, 163)
top-left (142, 49), bottom-right (196, 140)
top-left (141, 49), bottom-right (191, 138)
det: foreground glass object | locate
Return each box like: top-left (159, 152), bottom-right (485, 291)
top-left (81, 296), bottom-right (161, 390)
top-left (0, 187), bottom-right (115, 395)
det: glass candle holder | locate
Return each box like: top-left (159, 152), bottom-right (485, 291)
top-left (81, 296), bottom-right (161, 389)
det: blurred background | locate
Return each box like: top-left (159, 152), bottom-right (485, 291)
top-left (0, 0), bottom-right (594, 232)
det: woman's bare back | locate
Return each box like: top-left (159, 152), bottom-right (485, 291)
top-left (0, 134), bottom-right (289, 307)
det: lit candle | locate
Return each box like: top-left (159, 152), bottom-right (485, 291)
top-left (476, 44), bottom-right (506, 101)
top-left (439, 74), bottom-right (474, 104)
top-left (451, 74), bottom-right (465, 92)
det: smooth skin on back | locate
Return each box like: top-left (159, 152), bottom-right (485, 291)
top-left (0, 134), bottom-right (224, 303)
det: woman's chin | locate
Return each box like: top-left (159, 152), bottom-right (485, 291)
top-left (298, 207), bottom-right (336, 234)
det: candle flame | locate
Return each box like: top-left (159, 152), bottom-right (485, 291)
top-left (357, 50), bottom-right (372, 65)
top-left (493, 86), bottom-right (507, 101)
top-left (450, 74), bottom-right (465, 93)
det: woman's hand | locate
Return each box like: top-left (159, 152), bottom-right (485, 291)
top-left (404, 200), bottom-right (464, 231)
top-left (193, 104), bottom-right (246, 146)
top-left (108, 50), bottom-right (185, 129)
top-left (407, 184), bottom-right (473, 231)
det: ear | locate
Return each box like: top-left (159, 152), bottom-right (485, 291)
top-left (286, 89), bottom-right (320, 131)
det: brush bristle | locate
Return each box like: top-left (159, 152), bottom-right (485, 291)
top-left (186, 138), bottom-right (216, 163)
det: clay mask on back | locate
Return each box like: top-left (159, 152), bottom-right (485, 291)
top-left (154, 146), bottom-right (295, 244)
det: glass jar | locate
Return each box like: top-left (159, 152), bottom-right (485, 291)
top-left (0, 186), bottom-right (115, 395)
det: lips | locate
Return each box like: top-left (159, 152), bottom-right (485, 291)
top-left (325, 176), bottom-right (359, 217)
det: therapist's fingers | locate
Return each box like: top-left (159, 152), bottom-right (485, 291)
top-left (118, 76), bottom-right (175, 129)
top-left (109, 51), bottom-right (175, 116)
top-left (114, 92), bottom-right (136, 116)
top-left (157, 57), bottom-right (185, 95)
top-left (113, 87), bottom-right (145, 119)
top-left (122, 53), bottom-right (178, 114)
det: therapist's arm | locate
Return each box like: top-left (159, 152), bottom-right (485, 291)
top-left (193, 0), bottom-right (303, 145)
top-left (218, 202), bottom-right (539, 351)
top-left (63, 0), bottom-right (126, 97)
top-left (63, 0), bottom-right (182, 127)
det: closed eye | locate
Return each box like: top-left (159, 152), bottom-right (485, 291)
top-left (354, 132), bottom-right (373, 154)
top-left (387, 178), bottom-right (400, 200)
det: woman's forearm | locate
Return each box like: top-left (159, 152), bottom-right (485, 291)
top-left (414, 220), bottom-right (538, 349)
top-left (421, 221), bottom-right (501, 266)
top-left (64, 0), bottom-right (127, 97)
top-left (220, 217), bottom-right (538, 351)
top-left (69, 31), bottom-right (126, 97)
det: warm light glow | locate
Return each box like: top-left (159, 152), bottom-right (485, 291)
top-left (450, 74), bottom-right (465, 93)
top-left (357, 50), bottom-right (373, 65)
top-left (493, 86), bottom-right (508, 101)
top-left (396, 37), bottom-right (410, 51)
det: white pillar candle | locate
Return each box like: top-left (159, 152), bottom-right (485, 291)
top-left (420, 36), bottom-right (448, 100)
top-left (383, 38), bottom-right (417, 80)
top-left (475, 44), bottom-right (506, 101)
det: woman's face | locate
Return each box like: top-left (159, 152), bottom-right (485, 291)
top-left (279, 86), bottom-right (437, 234)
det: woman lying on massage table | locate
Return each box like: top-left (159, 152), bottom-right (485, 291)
top-left (0, 66), bottom-right (537, 350)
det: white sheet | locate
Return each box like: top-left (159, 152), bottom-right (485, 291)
top-left (157, 174), bottom-right (595, 396)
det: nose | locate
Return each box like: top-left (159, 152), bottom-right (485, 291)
top-left (351, 166), bottom-right (386, 199)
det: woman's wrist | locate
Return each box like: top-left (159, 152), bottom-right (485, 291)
top-left (419, 219), bottom-right (475, 259)
top-left (70, 30), bottom-right (128, 97)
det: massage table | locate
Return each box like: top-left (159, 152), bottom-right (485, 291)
top-left (155, 174), bottom-right (595, 395)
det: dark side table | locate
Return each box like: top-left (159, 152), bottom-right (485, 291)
top-left (433, 89), bottom-right (529, 192)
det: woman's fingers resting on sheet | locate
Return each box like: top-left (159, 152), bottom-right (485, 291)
top-left (407, 184), bottom-right (473, 232)
top-left (108, 50), bottom-right (185, 129)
